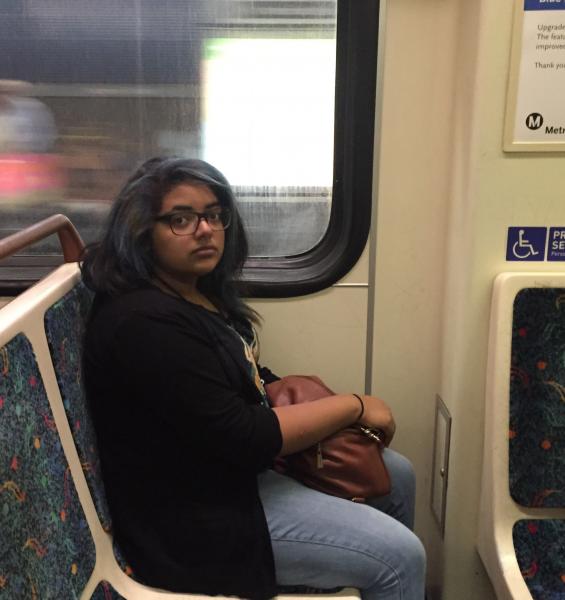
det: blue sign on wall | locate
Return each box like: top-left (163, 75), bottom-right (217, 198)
top-left (524, 0), bottom-right (565, 10)
top-left (548, 227), bottom-right (565, 261)
top-left (506, 227), bottom-right (547, 261)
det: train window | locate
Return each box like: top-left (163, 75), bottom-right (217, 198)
top-left (0, 0), bottom-right (379, 296)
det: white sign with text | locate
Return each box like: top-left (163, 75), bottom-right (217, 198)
top-left (506, 0), bottom-right (565, 150)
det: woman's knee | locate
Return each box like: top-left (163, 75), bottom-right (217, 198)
top-left (367, 449), bottom-right (416, 529)
top-left (368, 529), bottom-right (426, 598)
top-left (337, 503), bottom-right (425, 585)
top-left (383, 448), bottom-right (416, 492)
top-left (384, 525), bottom-right (425, 571)
top-left (404, 532), bottom-right (426, 578)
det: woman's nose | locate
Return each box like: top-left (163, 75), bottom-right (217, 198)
top-left (194, 216), bottom-right (213, 237)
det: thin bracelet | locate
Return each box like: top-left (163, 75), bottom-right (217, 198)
top-left (352, 393), bottom-right (364, 421)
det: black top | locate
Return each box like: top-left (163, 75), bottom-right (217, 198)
top-left (83, 287), bottom-right (283, 599)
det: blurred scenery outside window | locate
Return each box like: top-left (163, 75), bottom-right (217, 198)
top-left (0, 0), bottom-right (337, 274)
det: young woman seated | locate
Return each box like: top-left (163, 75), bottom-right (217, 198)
top-left (81, 157), bottom-right (426, 600)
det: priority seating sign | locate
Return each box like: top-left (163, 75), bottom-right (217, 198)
top-left (506, 226), bottom-right (565, 261)
top-left (548, 227), bottom-right (565, 261)
top-left (506, 227), bottom-right (547, 261)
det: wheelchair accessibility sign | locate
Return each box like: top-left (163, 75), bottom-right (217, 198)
top-left (506, 227), bottom-right (547, 261)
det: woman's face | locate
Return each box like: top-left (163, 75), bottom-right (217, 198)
top-left (151, 182), bottom-right (225, 286)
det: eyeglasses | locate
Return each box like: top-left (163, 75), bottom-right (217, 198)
top-left (155, 208), bottom-right (232, 236)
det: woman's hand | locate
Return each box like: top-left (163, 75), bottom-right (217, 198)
top-left (273, 393), bottom-right (396, 456)
top-left (357, 395), bottom-right (396, 446)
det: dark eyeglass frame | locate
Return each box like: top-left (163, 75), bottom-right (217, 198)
top-left (155, 208), bottom-right (232, 236)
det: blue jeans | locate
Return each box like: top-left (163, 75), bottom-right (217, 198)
top-left (258, 449), bottom-right (426, 600)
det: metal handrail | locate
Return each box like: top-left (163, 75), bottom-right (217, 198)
top-left (0, 214), bottom-right (84, 263)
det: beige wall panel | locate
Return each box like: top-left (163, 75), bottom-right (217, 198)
top-left (440, 0), bottom-right (565, 598)
top-left (372, 0), bottom-right (462, 597)
top-left (433, 0), bottom-right (500, 596)
top-left (249, 287), bottom-right (368, 395)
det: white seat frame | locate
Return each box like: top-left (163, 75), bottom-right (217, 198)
top-left (477, 272), bottom-right (565, 600)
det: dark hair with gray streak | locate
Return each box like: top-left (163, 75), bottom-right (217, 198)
top-left (80, 156), bottom-right (258, 325)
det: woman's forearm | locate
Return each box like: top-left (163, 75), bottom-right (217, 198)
top-left (272, 394), bottom-right (361, 456)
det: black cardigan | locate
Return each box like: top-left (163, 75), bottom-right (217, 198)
top-left (83, 287), bottom-right (283, 599)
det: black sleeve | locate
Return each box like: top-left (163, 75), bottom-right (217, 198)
top-left (113, 311), bottom-right (282, 472)
top-left (258, 365), bottom-right (281, 384)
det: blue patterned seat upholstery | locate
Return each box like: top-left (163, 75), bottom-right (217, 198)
top-left (91, 580), bottom-right (126, 600)
top-left (513, 520), bottom-right (565, 600)
top-left (44, 282), bottom-right (136, 578)
top-left (0, 333), bottom-right (95, 598)
top-left (509, 288), bottom-right (565, 598)
top-left (44, 281), bottom-right (113, 533)
top-left (510, 288), bottom-right (565, 508)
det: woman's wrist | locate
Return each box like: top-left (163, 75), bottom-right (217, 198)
top-left (352, 393), bottom-right (364, 422)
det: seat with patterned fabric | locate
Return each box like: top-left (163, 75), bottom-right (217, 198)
top-left (478, 273), bottom-right (565, 600)
top-left (0, 255), bottom-right (360, 600)
top-left (0, 332), bottom-right (96, 598)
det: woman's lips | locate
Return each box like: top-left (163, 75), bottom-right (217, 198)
top-left (192, 246), bottom-right (217, 257)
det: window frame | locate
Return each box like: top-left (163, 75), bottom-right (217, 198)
top-left (0, 0), bottom-right (380, 298)
top-left (242, 0), bottom-right (380, 297)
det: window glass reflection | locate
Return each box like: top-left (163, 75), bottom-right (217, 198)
top-left (0, 0), bottom-right (336, 259)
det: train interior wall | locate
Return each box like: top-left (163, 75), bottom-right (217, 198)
top-left (2, 0), bottom-right (564, 598)
top-left (253, 0), bottom-right (565, 598)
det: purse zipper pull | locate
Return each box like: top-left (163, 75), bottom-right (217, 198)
top-left (316, 442), bottom-right (324, 468)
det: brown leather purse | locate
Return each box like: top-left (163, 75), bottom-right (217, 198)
top-left (265, 375), bottom-right (391, 502)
